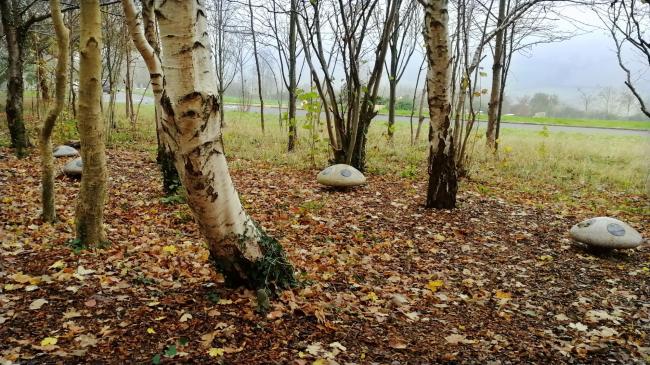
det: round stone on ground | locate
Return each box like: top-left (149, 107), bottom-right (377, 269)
top-left (63, 157), bottom-right (83, 177)
top-left (317, 164), bottom-right (366, 187)
top-left (569, 217), bottom-right (643, 249)
top-left (53, 145), bottom-right (79, 158)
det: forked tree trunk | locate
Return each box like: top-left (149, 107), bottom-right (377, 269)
top-left (75, 0), bottom-right (108, 245)
top-left (422, 0), bottom-right (458, 209)
top-left (39, 0), bottom-right (70, 223)
top-left (122, 0), bottom-right (180, 195)
top-left (155, 1), bottom-right (295, 290)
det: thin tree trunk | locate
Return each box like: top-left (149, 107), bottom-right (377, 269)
top-left (156, 1), bottom-right (295, 290)
top-left (40, 0), bottom-right (70, 223)
top-left (248, 0), bottom-right (265, 133)
top-left (76, 0), bottom-right (108, 245)
top-left (287, 0), bottom-right (298, 152)
top-left (388, 79), bottom-right (397, 140)
top-left (415, 85), bottom-right (426, 142)
top-left (485, 0), bottom-right (506, 150)
top-left (423, 0), bottom-right (457, 209)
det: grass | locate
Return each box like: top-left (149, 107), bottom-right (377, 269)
top-left (500, 115), bottom-right (650, 130)
top-left (1, 94), bottom-right (648, 202)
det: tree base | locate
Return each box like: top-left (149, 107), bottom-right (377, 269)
top-left (426, 138), bottom-right (458, 209)
top-left (210, 226), bottom-right (297, 293)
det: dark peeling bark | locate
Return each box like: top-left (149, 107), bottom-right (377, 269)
top-left (422, 0), bottom-right (458, 209)
top-left (0, 2), bottom-right (30, 158)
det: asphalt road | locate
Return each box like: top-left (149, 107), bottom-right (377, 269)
top-left (105, 92), bottom-right (649, 137)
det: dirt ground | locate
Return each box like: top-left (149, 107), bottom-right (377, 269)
top-left (1, 147), bottom-right (648, 364)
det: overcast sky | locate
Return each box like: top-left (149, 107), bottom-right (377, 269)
top-left (394, 5), bottom-right (649, 108)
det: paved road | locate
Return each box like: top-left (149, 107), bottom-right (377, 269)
top-left (105, 92), bottom-right (649, 137)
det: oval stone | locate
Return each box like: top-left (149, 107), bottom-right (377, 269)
top-left (53, 145), bottom-right (79, 157)
top-left (317, 164), bottom-right (366, 187)
top-left (63, 157), bottom-right (83, 176)
top-left (569, 217), bottom-right (643, 249)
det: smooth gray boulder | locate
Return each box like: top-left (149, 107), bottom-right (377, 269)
top-left (570, 217), bottom-right (643, 249)
top-left (63, 157), bottom-right (83, 176)
top-left (317, 164), bottom-right (366, 187)
top-left (53, 145), bottom-right (79, 157)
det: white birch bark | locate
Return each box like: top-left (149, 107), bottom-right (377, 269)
top-left (154, 0), bottom-right (294, 288)
top-left (421, 0), bottom-right (458, 209)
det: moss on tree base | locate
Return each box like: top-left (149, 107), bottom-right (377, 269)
top-left (210, 224), bottom-right (297, 293)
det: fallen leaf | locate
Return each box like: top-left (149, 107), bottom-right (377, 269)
top-left (427, 280), bottom-right (444, 292)
top-left (208, 348), bottom-right (224, 357)
top-left (41, 337), bottom-right (58, 346)
top-left (147, 327), bottom-right (156, 334)
top-left (388, 337), bottom-right (408, 349)
top-left (49, 260), bottom-right (66, 270)
top-left (445, 334), bottom-right (476, 345)
top-left (75, 334), bottom-right (98, 348)
top-left (29, 298), bottom-right (48, 310)
top-left (569, 322), bottom-right (588, 332)
top-left (163, 245), bottom-right (177, 254)
top-left (179, 312), bottom-right (192, 322)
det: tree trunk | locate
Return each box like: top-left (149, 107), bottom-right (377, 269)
top-left (155, 1), bottom-right (295, 290)
top-left (75, 0), bottom-right (108, 245)
top-left (388, 79), bottom-right (397, 140)
top-left (40, 0), bottom-right (70, 223)
top-left (0, 2), bottom-right (30, 158)
top-left (248, 0), bottom-right (265, 134)
top-left (415, 86), bottom-right (426, 142)
top-left (130, 0), bottom-right (180, 195)
top-left (485, 0), bottom-right (506, 151)
top-left (423, 0), bottom-right (458, 209)
top-left (287, 0), bottom-right (298, 152)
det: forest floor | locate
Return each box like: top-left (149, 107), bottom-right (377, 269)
top-left (0, 147), bottom-right (648, 364)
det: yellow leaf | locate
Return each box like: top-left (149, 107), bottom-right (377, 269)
top-left (49, 260), bottom-right (66, 270)
top-left (4, 284), bottom-right (20, 291)
top-left (163, 245), bottom-right (177, 254)
top-left (147, 327), bottom-right (156, 334)
top-left (208, 348), bottom-right (224, 357)
top-left (41, 337), bottom-right (58, 346)
top-left (538, 255), bottom-right (553, 261)
top-left (495, 290), bottom-right (512, 299)
top-left (427, 280), bottom-right (444, 292)
top-left (366, 292), bottom-right (378, 302)
top-left (313, 359), bottom-right (327, 365)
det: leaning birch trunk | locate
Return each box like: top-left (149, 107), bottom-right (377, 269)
top-left (155, 1), bottom-right (295, 290)
top-left (75, 0), bottom-right (108, 245)
top-left (39, 0), bottom-right (70, 223)
top-left (422, 0), bottom-right (458, 209)
top-left (121, 0), bottom-right (180, 195)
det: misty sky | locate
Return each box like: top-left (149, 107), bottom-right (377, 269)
top-left (396, 5), bottom-right (649, 108)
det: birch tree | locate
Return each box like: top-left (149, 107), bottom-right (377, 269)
top-left (154, 0), bottom-right (295, 289)
top-left (420, 0), bottom-right (458, 209)
top-left (120, 0), bottom-right (180, 195)
top-left (39, 0), bottom-right (69, 223)
top-left (75, 0), bottom-right (108, 245)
